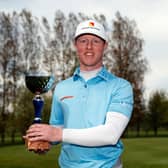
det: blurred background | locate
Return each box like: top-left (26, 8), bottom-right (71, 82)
top-left (0, 0), bottom-right (168, 167)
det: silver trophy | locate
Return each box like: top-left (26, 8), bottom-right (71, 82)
top-left (25, 71), bottom-right (55, 153)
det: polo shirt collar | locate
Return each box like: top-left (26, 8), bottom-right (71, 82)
top-left (73, 67), bottom-right (80, 81)
top-left (73, 66), bottom-right (115, 81)
top-left (97, 66), bottom-right (115, 81)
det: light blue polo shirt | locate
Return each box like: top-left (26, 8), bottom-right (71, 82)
top-left (49, 67), bottom-right (133, 168)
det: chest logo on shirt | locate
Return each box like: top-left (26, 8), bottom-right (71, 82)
top-left (60, 96), bottom-right (74, 101)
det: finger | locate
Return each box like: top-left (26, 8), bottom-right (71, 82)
top-left (26, 127), bottom-right (42, 134)
top-left (28, 135), bottom-right (44, 142)
top-left (29, 124), bottom-right (41, 129)
top-left (27, 131), bottom-right (43, 138)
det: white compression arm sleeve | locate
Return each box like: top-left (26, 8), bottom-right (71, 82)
top-left (62, 112), bottom-right (129, 146)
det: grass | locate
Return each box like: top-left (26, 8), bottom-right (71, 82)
top-left (122, 137), bottom-right (168, 168)
top-left (0, 137), bottom-right (168, 168)
top-left (0, 144), bottom-right (60, 168)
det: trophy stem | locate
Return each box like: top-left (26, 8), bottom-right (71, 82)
top-left (33, 94), bottom-right (44, 124)
top-left (26, 94), bottom-right (50, 153)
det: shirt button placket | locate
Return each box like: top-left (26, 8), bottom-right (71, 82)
top-left (82, 83), bottom-right (88, 101)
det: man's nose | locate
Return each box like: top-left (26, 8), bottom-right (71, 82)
top-left (86, 40), bottom-right (93, 49)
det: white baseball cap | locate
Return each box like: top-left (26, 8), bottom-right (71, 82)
top-left (74, 19), bottom-right (107, 41)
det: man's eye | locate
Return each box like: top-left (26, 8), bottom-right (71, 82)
top-left (79, 39), bottom-right (87, 43)
top-left (93, 39), bottom-right (101, 44)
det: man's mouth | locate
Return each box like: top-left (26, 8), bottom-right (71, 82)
top-left (85, 52), bottom-right (94, 56)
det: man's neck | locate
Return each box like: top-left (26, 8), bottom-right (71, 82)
top-left (80, 67), bottom-right (102, 81)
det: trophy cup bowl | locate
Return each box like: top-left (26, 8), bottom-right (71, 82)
top-left (25, 72), bottom-right (55, 153)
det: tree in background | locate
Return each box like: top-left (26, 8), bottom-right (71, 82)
top-left (41, 16), bottom-right (56, 75)
top-left (14, 88), bottom-right (34, 136)
top-left (0, 12), bottom-right (17, 143)
top-left (20, 9), bottom-right (43, 73)
top-left (147, 90), bottom-right (168, 136)
top-left (52, 11), bottom-right (78, 80)
top-left (41, 11), bottom-right (79, 82)
top-left (106, 12), bottom-right (148, 136)
top-left (6, 12), bottom-right (23, 143)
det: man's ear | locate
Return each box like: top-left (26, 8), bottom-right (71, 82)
top-left (104, 42), bottom-right (108, 50)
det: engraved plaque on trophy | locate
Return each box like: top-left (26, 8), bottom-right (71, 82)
top-left (25, 72), bottom-right (55, 153)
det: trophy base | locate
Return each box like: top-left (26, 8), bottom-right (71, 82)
top-left (25, 138), bottom-right (50, 153)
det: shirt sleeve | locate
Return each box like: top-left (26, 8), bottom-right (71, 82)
top-left (107, 78), bottom-right (133, 118)
top-left (63, 112), bottom-right (129, 146)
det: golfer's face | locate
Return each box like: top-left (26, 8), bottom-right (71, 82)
top-left (75, 34), bottom-right (107, 71)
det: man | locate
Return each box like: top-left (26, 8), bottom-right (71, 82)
top-left (26, 19), bottom-right (133, 168)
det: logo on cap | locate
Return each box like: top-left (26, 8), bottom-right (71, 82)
top-left (89, 21), bottom-right (95, 27)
